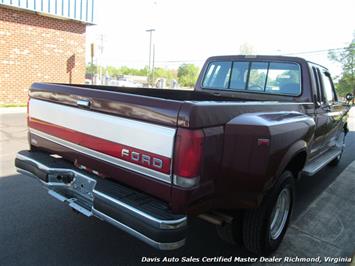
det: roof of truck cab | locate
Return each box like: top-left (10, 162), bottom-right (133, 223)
top-left (306, 60), bottom-right (328, 70)
top-left (205, 55), bottom-right (328, 70)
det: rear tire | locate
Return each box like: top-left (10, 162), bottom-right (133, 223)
top-left (242, 171), bottom-right (295, 256)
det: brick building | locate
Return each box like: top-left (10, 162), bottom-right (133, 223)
top-left (0, 0), bottom-right (94, 104)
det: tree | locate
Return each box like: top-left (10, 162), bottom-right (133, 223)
top-left (249, 71), bottom-right (266, 87)
top-left (85, 64), bottom-right (198, 88)
top-left (328, 34), bottom-right (355, 100)
top-left (177, 64), bottom-right (199, 87)
top-left (335, 73), bottom-right (354, 97)
top-left (106, 66), bottom-right (121, 77)
top-left (151, 67), bottom-right (177, 86)
top-left (239, 42), bottom-right (255, 55)
top-left (86, 64), bottom-right (97, 76)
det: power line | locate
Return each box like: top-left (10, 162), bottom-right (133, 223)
top-left (154, 47), bottom-right (351, 62)
top-left (155, 59), bottom-right (204, 63)
top-left (88, 47), bottom-right (351, 65)
top-left (151, 47), bottom-right (351, 63)
top-left (281, 47), bottom-right (349, 56)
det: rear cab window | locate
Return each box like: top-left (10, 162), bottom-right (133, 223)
top-left (202, 60), bottom-right (302, 96)
top-left (202, 61), bottom-right (232, 89)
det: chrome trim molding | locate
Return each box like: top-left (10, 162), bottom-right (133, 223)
top-left (92, 208), bottom-right (186, 250)
top-left (29, 129), bottom-right (172, 184)
top-left (93, 190), bottom-right (187, 229)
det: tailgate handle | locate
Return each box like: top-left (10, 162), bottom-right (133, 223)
top-left (76, 99), bottom-right (91, 108)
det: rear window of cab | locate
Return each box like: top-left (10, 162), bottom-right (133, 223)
top-left (202, 61), bottom-right (301, 96)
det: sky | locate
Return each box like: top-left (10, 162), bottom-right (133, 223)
top-left (86, 0), bottom-right (354, 76)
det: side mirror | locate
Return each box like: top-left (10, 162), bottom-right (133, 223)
top-left (345, 93), bottom-right (353, 102)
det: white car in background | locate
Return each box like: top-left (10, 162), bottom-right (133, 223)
top-left (109, 78), bottom-right (144, 88)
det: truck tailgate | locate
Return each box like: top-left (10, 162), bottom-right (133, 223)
top-left (28, 83), bottom-right (183, 202)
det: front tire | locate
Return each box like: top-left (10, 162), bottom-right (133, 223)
top-left (242, 171), bottom-right (295, 256)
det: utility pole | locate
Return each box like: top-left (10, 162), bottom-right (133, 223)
top-left (146, 29), bottom-right (155, 86)
top-left (90, 43), bottom-right (94, 84)
top-left (152, 44), bottom-right (155, 87)
top-left (98, 34), bottom-right (104, 85)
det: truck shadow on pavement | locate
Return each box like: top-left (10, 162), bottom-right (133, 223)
top-left (0, 174), bottom-right (252, 266)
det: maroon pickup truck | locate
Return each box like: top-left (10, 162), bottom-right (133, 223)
top-left (15, 55), bottom-right (352, 255)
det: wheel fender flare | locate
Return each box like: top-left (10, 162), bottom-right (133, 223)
top-left (275, 140), bottom-right (308, 179)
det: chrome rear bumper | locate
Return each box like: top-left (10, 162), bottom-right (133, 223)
top-left (15, 150), bottom-right (187, 250)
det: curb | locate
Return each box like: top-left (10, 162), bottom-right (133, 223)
top-left (264, 160), bottom-right (355, 264)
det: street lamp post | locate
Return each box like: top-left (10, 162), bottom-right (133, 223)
top-left (152, 44), bottom-right (155, 87)
top-left (146, 29), bottom-right (155, 86)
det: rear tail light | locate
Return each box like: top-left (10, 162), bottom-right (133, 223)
top-left (173, 128), bottom-right (204, 188)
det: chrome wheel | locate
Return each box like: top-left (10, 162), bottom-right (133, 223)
top-left (269, 188), bottom-right (291, 240)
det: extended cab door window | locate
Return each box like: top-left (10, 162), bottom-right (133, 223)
top-left (312, 66), bottom-right (323, 104)
top-left (320, 71), bottom-right (336, 103)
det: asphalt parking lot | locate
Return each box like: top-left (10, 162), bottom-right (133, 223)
top-left (1, 110), bottom-right (354, 265)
